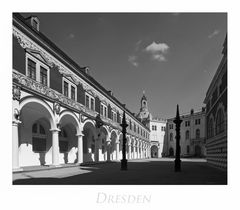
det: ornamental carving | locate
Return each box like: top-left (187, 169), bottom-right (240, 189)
top-left (53, 101), bottom-right (61, 115)
top-left (12, 85), bottom-right (21, 101)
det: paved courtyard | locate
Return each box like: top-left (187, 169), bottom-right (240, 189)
top-left (13, 158), bottom-right (227, 185)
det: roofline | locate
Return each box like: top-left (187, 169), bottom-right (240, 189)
top-left (13, 13), bottom-right (149, 131)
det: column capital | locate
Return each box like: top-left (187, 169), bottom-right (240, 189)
top-left (50, 128), bottom-right (61, 133)
top-left (12, 120), bottom-right (21, 126)
top-left (76, 132), bottom-right (84, 137)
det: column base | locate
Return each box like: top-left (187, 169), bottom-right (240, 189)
top-left (12, 167), bottom-right (23, 172)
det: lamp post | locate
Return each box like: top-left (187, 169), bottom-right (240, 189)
top-left (95, 114), bottom-right (104, 162)
top-left (120, 111), bottom-right (128, 170)
top-left (173, 104), bottom-right (182, 172)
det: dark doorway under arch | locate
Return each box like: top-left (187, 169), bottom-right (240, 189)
top-left (151, 145), bottom-right (158, 158)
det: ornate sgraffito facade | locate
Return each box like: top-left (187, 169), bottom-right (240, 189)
top-left (12, 13), bottom-right (151, 171)
top-left (164, 109), bottom-right (206, 158)
top-left (204, 36), bottom-right (227, 170)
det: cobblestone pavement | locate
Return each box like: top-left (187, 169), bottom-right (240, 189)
top-left (13, 158), bottom-right (227, 185)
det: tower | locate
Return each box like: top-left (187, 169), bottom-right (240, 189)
top-left (137, 91), bottom-right (151, 127)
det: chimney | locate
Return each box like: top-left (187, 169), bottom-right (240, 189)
top-left (108, 90), bottom-right (113, 96)
top-left (84, 66), bottom-right (90, 75)
top-left (26, 16), bottom-right (40, 31)
top-left (190, 109), bottom-right (194, 115)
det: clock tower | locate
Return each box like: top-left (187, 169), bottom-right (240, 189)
top-left (137, 91), bottom-right (151, 127)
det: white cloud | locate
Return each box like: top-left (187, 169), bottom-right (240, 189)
top-left (208, 30), bottom-right (220, 39)
top-left (145, 41), bottom-right (169, 62)
top-left (128, 55), bottom-right (139, 67)
top-left (152, 54), bottom-right (166, 62)
top-left (145, 42), bottom-right (169, 54)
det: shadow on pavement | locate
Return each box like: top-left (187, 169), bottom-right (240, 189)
top-left (13, 159), bottom-right (227, 185)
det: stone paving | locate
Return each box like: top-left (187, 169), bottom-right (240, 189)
top-left (13, 158), bottom-right (227, 185)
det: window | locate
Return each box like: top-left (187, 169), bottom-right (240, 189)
top-left (64, 81), bottom-right (68, 97)
top-left (186, 130), bottom-right (190, 140)
top-left (111, 110), bottom-right (117, 122)
top-left (32, 122), bottom-right (47, 152)
top-left (27, 58), bottom-right (36, 80)
top-left (26, 53), bottom-right (49, 86)
top-left (40, 66), bottom-right (48, 86)
top-left (169, 124), bottom-right (173, 129)
top-left (216, 109), bottom-right (225, 135)
top-left (62, 78), bottom-right (77, 100)
top-left (196, 129), bottom-right (200, 139)
top-left (195, 119), bottom-right (201, 125)
top-left (152, 125), bottom-right (155, 130)
top-left (187, 145), bottom-right (190, 154)
top-left (85, 93), bottom-right (95, 111)
top-left (170, 133), bottom-right (173, 141)
top-left (71, 86), bottom-right (76, 100)
top-left (208, 118), bottom-right (214, 138)
top-left (100, 103), bottom-right (107, 118)
top-left (185, 121), bottom-right (190, 127)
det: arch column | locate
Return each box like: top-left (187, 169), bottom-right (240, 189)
top-left (116, 140), bottom-right (120, 161)
top-left (128, 139), bottom-right (131, 159)
top-left (12, 121), bottom-right (21, 170)
top-left (12, 85), bottom-right (21, 171)
top-left (106, 138), bottom-right (111, 162)
top-left (50, 128), bottom-right (60, 166)
top-left (76, 132), bottom-right (84, 164)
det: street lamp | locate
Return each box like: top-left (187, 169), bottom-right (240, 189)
top-left (120, 111), bottom-right (128, 170)
top-left (173, 104), bottom-right (182, 172)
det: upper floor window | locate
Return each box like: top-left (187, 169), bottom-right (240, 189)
top-left (170, 133), bottom-right (173, 141)
top-left (100, 103), bottom-right (107, 118)
top-left (62, 78), bottom-right (77, 101)
top-left (85, 92), bottom-right (95, 111)
top-left (27, 58), bottom-right (36, 80)
top-left (26, 53), bottom-right (50, 86)
top-left (169, 124), bottom-right (173, 129)
top-left (196, 129), bottom-right (200, 139)
top-left (161, 126), bottom-right (165, 131)
top-left (216, 108), bottom-right (225, 135)
top-left (185, 121), bottom-right (190, 127)
top-left (112, 110), bottom-right (117, 122)
top-left (195, 119), bottom-right (201, 125)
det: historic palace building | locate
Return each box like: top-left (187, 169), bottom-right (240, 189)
top-left (204, 36), bottom-right (227, 170)
top-left (164, 108), bottom-right (206, 157)
top-left (136, 92), bottom-right (167, 158)
top-left (12, 13), bottom-right (151, 171)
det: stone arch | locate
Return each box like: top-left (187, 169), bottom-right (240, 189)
top-left (20, 96), bottom-right (55, 129)
top-left (99, 126), bottom-right (109, 161)
top-left (18, 96), bottom-right (55, 167)
top-left (58, 110), bottom-right (81, 164)
top-left (110, 130), bottom-right (118, 160)
top-left (82, 121), bottom-right (97, 162)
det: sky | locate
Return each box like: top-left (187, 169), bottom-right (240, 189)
top-left (21, 13), bottom-right (227, 119)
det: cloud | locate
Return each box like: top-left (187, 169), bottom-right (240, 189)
top-left (145, 42), bottom-right (169, 54)
top-left (145, 41), bottom-right (170, 62)
top-left (208, 30), bottom-right (220, 39)
top-left (128, 55), bottom-right (139, 67)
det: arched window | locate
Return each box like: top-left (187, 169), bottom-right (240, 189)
top-left (196, 129), bottom-right (200, 139)
top-left (216, 108), bottom-right (225, 135)
top-left (59, 128), bottom-right (68, 153)
top-left (185, 130), bottom-right (190, 140)
top-left (32, 122), bottom-right (47, 152)
top-left (208, 118), bottom-right (214, 138)
top-left (170, 133), bottom-right (173, 141)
